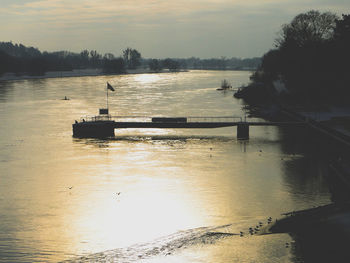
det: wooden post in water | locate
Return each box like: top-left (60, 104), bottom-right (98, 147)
top-left (237, 123), bottom-right (249, 140)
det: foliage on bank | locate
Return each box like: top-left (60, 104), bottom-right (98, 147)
top-left (235, 11), bottom-right (350, 105)
top-left (0, 43), bottom-right (139, 76)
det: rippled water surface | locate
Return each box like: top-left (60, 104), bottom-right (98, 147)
top-left (0, 71), bottom-right (331, 262)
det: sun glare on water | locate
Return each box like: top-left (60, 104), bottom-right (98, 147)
top-left (134, 74), bottom-right (161, 84)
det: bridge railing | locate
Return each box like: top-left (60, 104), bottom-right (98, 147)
top-left (80, 115), bottom-right (112, 122)
top-left (187, 116), bottom-right (242, 122)
top-left (80, 115), bottom-right (243, 123)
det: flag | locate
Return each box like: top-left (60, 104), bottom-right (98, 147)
top-left (107, 82), bottom-right (115, 91)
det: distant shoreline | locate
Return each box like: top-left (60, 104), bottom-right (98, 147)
top-left (0, 68), bottom-right (190, 82)
top-left (0, 68), bottom-right (253, 82)
top-left (0, 68), bottom-right (158, 82)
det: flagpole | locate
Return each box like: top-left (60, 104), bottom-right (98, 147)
top-left (106, 82), bottom-right (114, 114)
top-left (106, 84), bottom-right (109, 110)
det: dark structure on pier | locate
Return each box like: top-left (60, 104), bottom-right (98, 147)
top-left (73, 120), bottom-right (116, 138)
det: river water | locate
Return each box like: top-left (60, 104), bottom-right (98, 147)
top-left (0, 70), bottom-right (332, 262)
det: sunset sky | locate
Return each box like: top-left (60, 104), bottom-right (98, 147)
top-left (1, 0), bottom-right (349, 58)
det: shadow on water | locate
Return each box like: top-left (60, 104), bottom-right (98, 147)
top-left (328, 169), bottom-right (350, 204)
top-left (72, 134), bottom-right (286, 144)
top-left (277, 125), bottom-right (350, 200)
top-left (291, 225), bottom-right (350, 263)
top-left (0, 81), bottom-right (15, 101)
top-left (73, 137), bottom-right (111, 148)
top-left (270, 203), bottom-right (350, 263)
top-left (274, 126), bottom-right (350, 263)
top-left (72, 135), bottom-right (238, 149)
top-left (0, 78), bottom-right (50, 103)
top-left (72, 135), bottom-right (277, 154)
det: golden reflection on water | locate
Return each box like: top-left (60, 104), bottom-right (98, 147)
top-left (73, 180), bottom-right (203, 248)
top-left (133, 74), bottom-right (161, 84)
top-left (0, 71), bottom-right (331, 262)
top-left (64, 137), bottom-right (210, 255)
top-left (60, 134), bottom-right (288, 261)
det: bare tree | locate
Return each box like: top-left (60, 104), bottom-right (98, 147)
top-left (123, 48), bottom-right (141, 69)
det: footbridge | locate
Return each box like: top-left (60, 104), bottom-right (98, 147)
top-left (73, 114), bottom-right (305, 139)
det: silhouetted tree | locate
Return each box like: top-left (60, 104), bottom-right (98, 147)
top-left (123, 48), bottom-right (141, 69)
top-left (276, 10), bottom-right (337, 49)
top-left (89, 50), bottom-right (102, 67)
top-left (102, 57), bottom-right (125, 74)
top-left (162, 58), bottom-right (180, 71)
top-left (220, 56), bottom-right (227, 69)
top-left (148, 59), bottom-right (162, 72)
top-left (0, 41), bottom-right (262, 78)
top-left (103, 53), bottom-right (115, 60)
top-left (80, 50), bottom-right (90, 66)
top-left (0, 51), bottom-right (17, 76)
top-left (235, 11), bottom-right (350, 104)
top-left (331, 14), bottom-right (350, 100)
top-left (0, 42), bottom-right (41, 58)
top-left (334, 14), bottom-right (350, 42)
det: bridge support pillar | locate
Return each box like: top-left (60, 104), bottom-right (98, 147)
top-left (237, 123), bottom-right (249, 140)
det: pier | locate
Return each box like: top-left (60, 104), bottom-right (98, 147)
top-left (73, 112), bottom-right (304, 139)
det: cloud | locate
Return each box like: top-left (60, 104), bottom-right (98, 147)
top-left (2, 0), bottom-right (348, 29)
top-left (0, 0), bottom-right (287, 24)
top-left (1, 0), bottom-right (349, 57)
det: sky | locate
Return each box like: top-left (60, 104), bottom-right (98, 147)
top-left (1, 0), bottom-right (349, 58)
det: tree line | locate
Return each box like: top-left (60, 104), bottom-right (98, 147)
top-left (0, 42), bottom-right (261, 76)
top-left (0, 43), bottom-right (141, 76)
top-left (145, 57), bottom-right (261, 72)
top-left (235, 11), bottom-right (350, 105)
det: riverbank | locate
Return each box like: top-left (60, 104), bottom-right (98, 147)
top-left (243, 101), bottom-right (350, 262)
top-left (0, 68), bottom-right (189, 82)
top-left (243, 102), bottom-right (350, 146)
top-left (267, 202), bottom-right (350, 262)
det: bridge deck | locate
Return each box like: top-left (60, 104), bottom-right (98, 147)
top-left (80, 115), bottom-right (304, 128)
top-left (113, 121), bottom-right (304, 129)
top-left (73, 115), bottom-right (305, 138)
